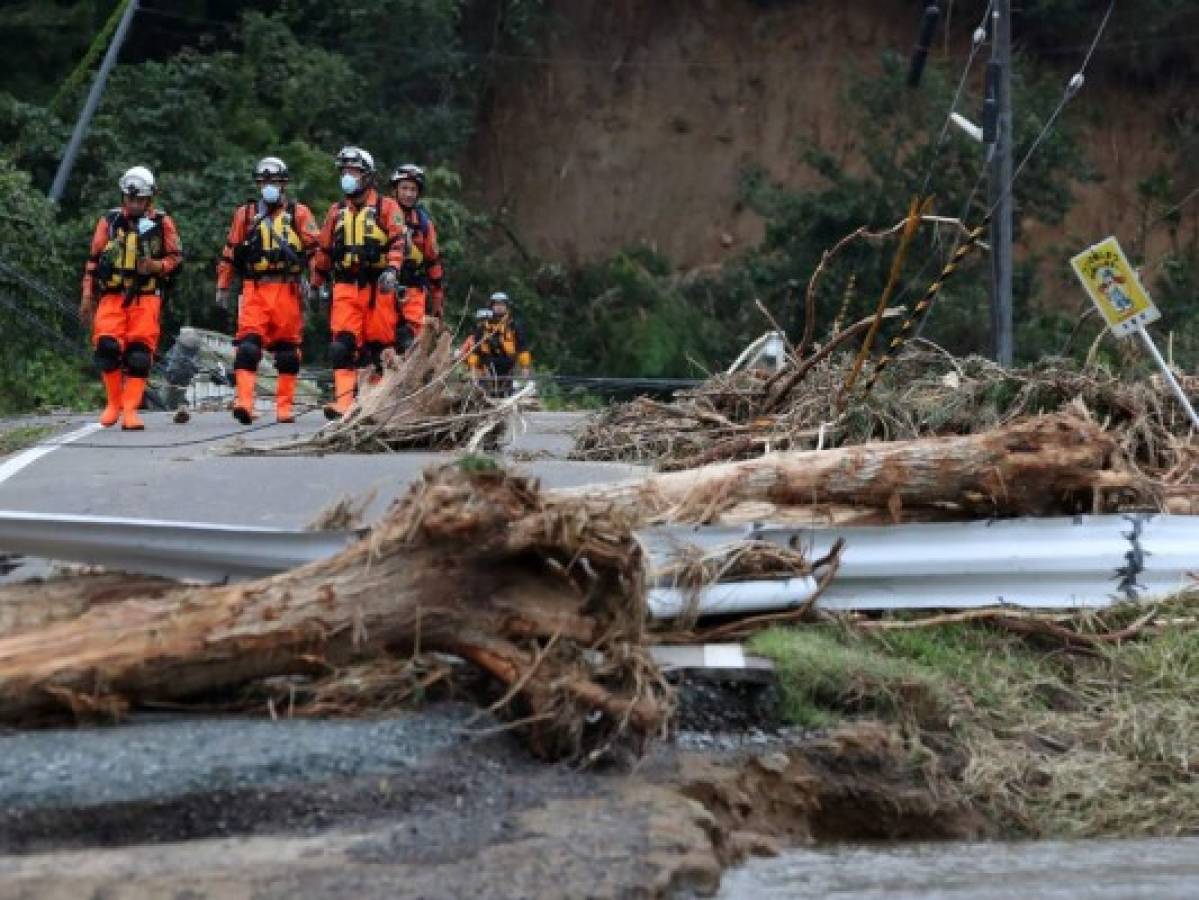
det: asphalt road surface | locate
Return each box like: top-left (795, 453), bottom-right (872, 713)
top-left (0, 408), bottom-right (641, 582)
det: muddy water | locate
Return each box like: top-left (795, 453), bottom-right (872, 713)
top-left (718, 837), bottom-right (1199, 898)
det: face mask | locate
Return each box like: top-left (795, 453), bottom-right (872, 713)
top-left (261, 184), bottom-right (281, 204)
top-left (340, 173), bottom-right (361, 194)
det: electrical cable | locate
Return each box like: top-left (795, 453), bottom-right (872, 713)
top-left (25, 370), bottom-right (704, 451)
top-left (917, 0), bottom-right (994, 198)
top-left (0, 292), bottom-right (87, 357)
top-left (904, 0), bottom-right (1116, 343)
top-left (0, 257), bottom-right (82, 321)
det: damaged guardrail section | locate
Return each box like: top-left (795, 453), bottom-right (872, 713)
top-left (2, 511), bottom-right (1195, 613)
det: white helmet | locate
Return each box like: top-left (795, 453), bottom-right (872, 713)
top-left (253, 156), bottom-right (289, 181)
top-left (118, 166), bottom-right (156, 197)
top-left (335, 146), bottom-right (375, 173)
top-left (489, 291), bottom-right (510, 305)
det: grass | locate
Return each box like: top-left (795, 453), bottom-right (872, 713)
top-left (750, 627), bottom-right (954, 728)
top-left (0, 424), bottom-right (54, 457)
top-left (750, 594), bottom-right (1199, 838)
top-left (537, 382), bottom-right (606, 412)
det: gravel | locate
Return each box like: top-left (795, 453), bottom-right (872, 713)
top-left (0, 707), bottom-right (471, 813)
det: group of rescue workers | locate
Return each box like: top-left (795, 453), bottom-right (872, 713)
top-left (79, 148), bottom-right (532, 430)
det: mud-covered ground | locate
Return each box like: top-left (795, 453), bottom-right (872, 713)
top-left (0, 685), bottom-right (746, 898)
top-left (0, 677), bottom-right (971, 899)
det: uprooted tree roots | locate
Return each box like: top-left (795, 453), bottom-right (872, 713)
top-left (0, 463), bottom-right (673, 761)
top-left (0, 410), bottom-right (1155, 762)
top-left (243, 325), bottom-right (512, 455)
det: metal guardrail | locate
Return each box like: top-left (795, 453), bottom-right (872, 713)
top-left (0, 511), bottom-right (1194, 612)
top-left (643, 514), bottom-right (1198, 613)
top-left (0, 511), bottom-right (360, 583)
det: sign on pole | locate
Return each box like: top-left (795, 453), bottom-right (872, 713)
top-left (1069, 235), bottom-right (1198, 430)
top-left (1069, 236), bottom-right (1161, 338)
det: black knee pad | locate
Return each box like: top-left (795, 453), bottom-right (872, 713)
top-left (274, 342), bottom-right (301, 375)
top-left (94, 336), bottom-right (121, 373)
top-left (359, 341), bottom-right (385, 371)
top-left (124, 342), bottom-right (153, 378)
top-left (234, 334), bottom-right (263, 372)
top-left (395, 324), bottom-right (415, 353)
top-left (329, 331), bottom-right (357, 370)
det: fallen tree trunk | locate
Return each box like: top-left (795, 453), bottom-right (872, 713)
top-left (0, 464), bottom-right (671, 759)
top-left (550, 413), bottom-right (1136, 524)
top-left (0, 573), bottom-right (181, 639)
top-left (0, 413), bottom-right (1142, 757)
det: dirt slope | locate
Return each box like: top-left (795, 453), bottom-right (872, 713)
top-left (466, 0), bottom-right (1190, 272)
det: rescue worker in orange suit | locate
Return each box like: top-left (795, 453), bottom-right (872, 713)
top-left (216, 156), bottom-right (320, 424)
top-left (80, 166), bottom-right (183, 431)
top-left (310, 146), bottom-right (409, 419)
top-left (371, 164), bottom-right (445, 364)
top-left (464, 292), bottom-right (532, 394)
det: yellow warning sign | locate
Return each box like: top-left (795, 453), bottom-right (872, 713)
top-left (1069, 236), bottom-right (1160, 338)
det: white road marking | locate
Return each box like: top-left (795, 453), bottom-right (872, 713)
top-left (0, 423), bottom-right (102, 488)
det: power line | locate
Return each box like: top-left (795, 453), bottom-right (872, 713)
top-left (0, 258), bottom-right (81, 321)
top-left (0, 292), bottom-right (88, 358)
top-left (918, 1), bottom-right (994, 198)
top-left (906, 0), bottom-right (1116, 351)
top-left (1148, 184), bottom-right (1199, 229)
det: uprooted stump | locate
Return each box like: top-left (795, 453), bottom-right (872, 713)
top-left (242, 324), bottom-right (512, 455)
top-left (0, 462), bottom-right (673, 760)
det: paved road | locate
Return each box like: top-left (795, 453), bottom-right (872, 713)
top-left (0, 409), bottom-right (640, 582)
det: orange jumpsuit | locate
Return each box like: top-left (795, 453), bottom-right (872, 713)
top-left (399, 203), bottom-right (446, 333)
top-left (311, 188), bottom-right (408, 415)
top-left (82, 204), bottom-right (183, 429)
top-left (217, 199), bottom-right (320, 422)
top-left (360, 203), bottom-right (444, 368)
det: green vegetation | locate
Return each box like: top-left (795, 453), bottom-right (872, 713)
top-left (1, 1), bottom-right (1196, 413)
top-left (750, 628), bottom-right (953, 729)
top-left (751, 595), bottom-right (1199, 837)
top-left (0, 424), bottom-right (55, 457)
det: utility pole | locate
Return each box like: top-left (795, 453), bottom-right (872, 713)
top-left (987, 0), bottom-right (1014, 366)
top-left (49, 0), bottom-right (139, 204)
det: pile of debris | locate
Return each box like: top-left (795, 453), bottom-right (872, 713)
top-left (572, 345), bottom-right (1196, 509)
top-left (0, 462), bottom-right (671, 760)
top-left (242, 325), bottom-right (515, 455)
top-left (0, 409), bottom-right (1167, 758)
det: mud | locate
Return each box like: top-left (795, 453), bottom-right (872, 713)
top-left (0, 703), bottom-right (979, 898)
top-left (680, 721), bottom-right (989, 863)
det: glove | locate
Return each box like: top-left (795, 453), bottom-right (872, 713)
top-left (136, 257), bottom-right (163, 276)
top-left (377, 268), bottom-right (399, 294)
top-left (215, 288), bottom-right (230, 311)
top-left (79, 297), bottom-right (95, 330)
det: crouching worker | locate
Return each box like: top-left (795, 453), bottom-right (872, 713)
top-left (217, 156), bottom-right (320, 424)
top-left (80, 166), bottom-right (183, 431)
top-left (160, 326), bottom-right (203, 423)
top-left (464, 292), bottom-right (531, 396)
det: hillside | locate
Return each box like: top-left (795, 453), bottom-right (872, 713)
top-left (467, 0), bottom-right (1194, 274)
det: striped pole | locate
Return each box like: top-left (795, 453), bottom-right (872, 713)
top-left (840, 196), bottom-right (931, 403)
top-left (830, 273), bottom-right (857, 338)
top-left (862, 217), bottom-right (989, 395)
